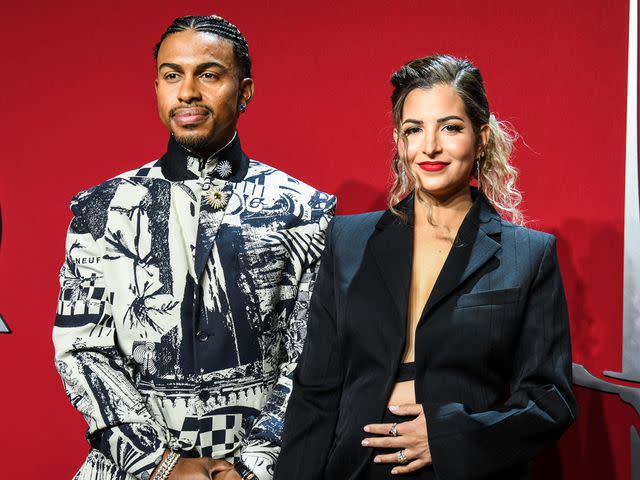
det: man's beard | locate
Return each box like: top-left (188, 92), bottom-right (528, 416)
top-left (169, 104), bottom-right (215, 155)
top-left (172, 131), bottom-right (212, 155)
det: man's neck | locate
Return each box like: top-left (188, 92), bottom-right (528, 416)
top-left (178, 131), bottom-right (237, 161)
top-left (201, 133), bottom-right (236, 159)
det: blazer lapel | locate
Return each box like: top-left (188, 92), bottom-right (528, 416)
top-left (368, 198), bottom-right (413, 323)
top-left (420, 191), bottom-right (502, 324)
top-left (366, 190), bottom-right (502, 327)
top-left (194, 179), bottom-right (238, 281)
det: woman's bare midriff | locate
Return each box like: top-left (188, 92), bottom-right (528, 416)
top-left (387, 379), bottom-right (416, 406)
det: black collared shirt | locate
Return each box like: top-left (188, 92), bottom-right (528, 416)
top-left (161, 132), bottom-right (249, 183)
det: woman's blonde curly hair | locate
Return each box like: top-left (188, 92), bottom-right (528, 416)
top-left (389, 54), bottom-right (523, 225)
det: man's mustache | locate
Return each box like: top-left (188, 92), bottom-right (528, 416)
top-left (169, 105), bottom-right (213, 117)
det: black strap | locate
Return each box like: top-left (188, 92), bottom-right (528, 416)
top-left (396, 362), bottom-right (416, 382)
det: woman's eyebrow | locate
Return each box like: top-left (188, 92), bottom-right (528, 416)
top-left (402, 119), bottom-right (423, 125)
top-left (436, 115), bottom-right (464, 123)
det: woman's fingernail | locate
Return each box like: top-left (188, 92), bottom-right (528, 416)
top-left (391, 469), bottom-right (398, 474)
top-left (363, 426), bottom-right (370, 432)
top-left (374, 457), bottom-right (381, 463)
top-left (361, 439), bottom-right (369, 446)
top-left (389, 405), bottom-right (399, 412)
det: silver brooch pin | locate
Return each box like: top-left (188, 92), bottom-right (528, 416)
top-left (205, 186), bottom-right (229, 209)
top-left (215, 160), bottom-right (232, 178)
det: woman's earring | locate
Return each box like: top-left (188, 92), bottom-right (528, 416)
top-left (476, 149), bottom-right (485, 188)
top-left (239, 103), bottom-right (246, 113)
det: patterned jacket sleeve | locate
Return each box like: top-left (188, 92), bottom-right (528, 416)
top-left (239, 195), bottom-right (337, 480)
top-left (52, 195), bottom-right (168, 480)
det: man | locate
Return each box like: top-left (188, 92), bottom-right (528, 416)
top-left (53, 15), bottom-right (335, 480)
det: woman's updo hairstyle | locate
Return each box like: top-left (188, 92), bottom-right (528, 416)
top-left (389, 54), bottom-right (523, 225)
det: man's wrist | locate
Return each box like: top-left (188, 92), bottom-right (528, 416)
top-left (151, 451), bottom-right (180, 480)
top-left (234, 460), bottom-right (258, 480)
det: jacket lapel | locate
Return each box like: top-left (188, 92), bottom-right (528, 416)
top-left (367, 190), bottom-right (502, 326)
top-left (194, 179), bottom-right (239, 281)
top-left (368, 196), bottom-right (414, 323)
top-left (420, 191), bottom-right (502, 323)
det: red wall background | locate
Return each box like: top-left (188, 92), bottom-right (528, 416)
top-left (0, 0), bottom-right (635, 478)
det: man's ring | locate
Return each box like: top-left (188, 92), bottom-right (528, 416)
top-left (389, 423), bottom-right (399, 437)
top-left (397, 449), bottom-right (408, 464)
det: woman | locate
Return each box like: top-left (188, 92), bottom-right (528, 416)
top-left (275, 54), bottom-right (576, 480)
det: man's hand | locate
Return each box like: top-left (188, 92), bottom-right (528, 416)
top-left (362, 404), bottom-right (432, 475)
top-left (211, 463), bottom-right (242, 480)
top-left (173, 458), bottom-right (235, 479)
top-left (168, 458), bottom-right (214, 479)
top-left (149, 453), bottom-right (235, 480)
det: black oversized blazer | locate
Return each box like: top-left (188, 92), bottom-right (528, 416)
top-left (275, 190), bottom-right (577, 480)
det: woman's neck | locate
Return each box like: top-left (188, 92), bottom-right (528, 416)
top-left (413, 186), bottom-right (473, 232)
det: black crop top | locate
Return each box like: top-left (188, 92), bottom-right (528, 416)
top-left (396, 362), bottom-right (416, 382)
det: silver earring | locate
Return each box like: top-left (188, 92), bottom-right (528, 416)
top-left (239, 103), bottom-right (246, 112)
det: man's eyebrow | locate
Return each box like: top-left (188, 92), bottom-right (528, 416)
top-left (195, 61), bottom-right (228, 72)
top-left (159, 62), bottom-right (229, 74)
top-left (158, 63), bottom-right (183, 71)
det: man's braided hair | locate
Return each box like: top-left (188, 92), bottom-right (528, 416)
top-left (154, 15), bottom-right (251, 80)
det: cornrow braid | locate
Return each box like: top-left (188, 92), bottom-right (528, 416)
top-left (154, 15), bottom-right (252, 80)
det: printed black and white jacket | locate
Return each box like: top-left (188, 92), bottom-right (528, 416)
top-left (53, 133), bottom-right (336, 480)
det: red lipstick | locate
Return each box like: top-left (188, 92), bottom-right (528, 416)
top-left (417, 161), bottom-right (449, 172)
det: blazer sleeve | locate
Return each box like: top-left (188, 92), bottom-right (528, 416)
top-left (52, 196), bottom-right (167, 479)
top-left (425, 236), bottom-right (577, 480)
top-left (240, 199), bottom-right (337, 480)
top-left (273, 218), bottom-right (342, 480)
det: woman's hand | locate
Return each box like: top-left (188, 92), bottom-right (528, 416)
top-left (362, 404), bottom-right (432, 475)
